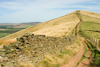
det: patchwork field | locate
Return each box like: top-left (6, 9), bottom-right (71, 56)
top-left (0, 22), bottom-right (40, 38)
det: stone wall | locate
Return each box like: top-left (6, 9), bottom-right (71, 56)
top-left (0, 32), bottom-right (77, 67)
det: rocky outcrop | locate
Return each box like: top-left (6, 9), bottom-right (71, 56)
top-left (0, 32), bottom-right (76, 67)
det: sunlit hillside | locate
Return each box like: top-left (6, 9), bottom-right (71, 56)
top-left (80, 10), bottom-right (100, 23)
top-left (0, 11), bottom-right (80, 45)
top-left (1, 10), bottom-right (100, 45)
top-left (80, 10), bottom-right (100, 39)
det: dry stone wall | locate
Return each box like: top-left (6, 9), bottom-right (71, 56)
top-left (0, 32), bottom-right (77, 67)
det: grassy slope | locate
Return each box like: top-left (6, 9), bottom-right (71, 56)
top-left (80, 10), bottom-right (100, 39)
top-left (80, 10), bottom-right (100, 66)
top-left (0, 11), bottom-right (79, 44)
top-left (1, 10), bottom-right (100, 44)
top-left (36, 40), bottom-right (81, 67)
top-left (80, 22), bottom-right (100, 39)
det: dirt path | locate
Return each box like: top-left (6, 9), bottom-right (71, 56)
top-left (77, 40), bottom-right (92, 67)
top-left (60, 37), bottom-right (85, 67)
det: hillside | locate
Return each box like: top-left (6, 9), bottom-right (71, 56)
top-left (0, 10), bottom-right (100, 45)
top-left (0, 10), bottom-right (100, 67)
top-left (0, 11), bottom-right (80, 45)
top-left (80, 10), bottom-right (100, 39)
top-left (0, 22), bottom-right (41, 26)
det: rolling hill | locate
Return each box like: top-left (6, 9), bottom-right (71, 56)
top-left (0, 22), bottom-right (41, 38)
top-left (0, 10), bottom-right (100, 67)
top-left (0, 11), bottom-right (79, 45)
top-left (0, 10), bottom-right (100, 45)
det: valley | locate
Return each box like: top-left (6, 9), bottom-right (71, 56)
top-left (0, 22), bottom-right (41, 38)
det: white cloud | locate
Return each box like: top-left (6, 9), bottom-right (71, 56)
top-left (0, 0), bottom-right (100, 23)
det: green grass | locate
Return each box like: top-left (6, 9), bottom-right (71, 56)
top-left (24, 25), bottom-right (32, 28)
top-left (0, 24), bottom-right (32, 38)
top-left (80, 21), bottom-right (100, 39)
top-left (56, 64), bottom-right (60, 67)
top-left (42, 61), bottom-right (60, 67)
top-left (43, 61), bottom-right (50, 67)
top-left (83, 42), bottom-right (88, 55)
top-left (0, 33), bottom-right (10, 38)
top-left (60, 50), bottom-right (69, 54)
top-left (0, 28), bottom-right (24, 38)
top-left (87, 41), bottom-right (100, 66)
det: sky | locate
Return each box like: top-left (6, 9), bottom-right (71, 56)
top-left (0, 0), bottom-right (100, 23)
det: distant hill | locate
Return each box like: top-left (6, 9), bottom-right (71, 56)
top-left (0, 22), bottom-right (41, 26)
top-left (20, 22), bottom-right (41, 25)
top-left (0, 22), bottom-right (41, 39)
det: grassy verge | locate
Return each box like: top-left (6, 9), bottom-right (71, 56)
top-left (87, 41), bottom-right (100, 67)
top-left (79, 23), bottom-right (100, 66)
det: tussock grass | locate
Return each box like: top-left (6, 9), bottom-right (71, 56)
top-left (36, 40), bottom-right (81, 67)
top-left (19, 62), bottom-right (35, 67)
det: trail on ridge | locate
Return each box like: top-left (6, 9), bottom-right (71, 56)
top-left (60, 37), bottom-right (85, 67)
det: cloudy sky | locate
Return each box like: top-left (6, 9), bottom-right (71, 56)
top-left (0, 0), bottom-right (100, 23)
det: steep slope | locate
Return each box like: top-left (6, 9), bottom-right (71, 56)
top-left (0, 11), bottom-right (79, 45)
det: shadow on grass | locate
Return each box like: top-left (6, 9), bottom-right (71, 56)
top-left (85, 30), bottom-right (100, 33)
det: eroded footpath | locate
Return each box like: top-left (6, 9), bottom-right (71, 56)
top-left (60, 37), bottom-right (85, 67)
top-left (77, 39), bottom-right (92, 67)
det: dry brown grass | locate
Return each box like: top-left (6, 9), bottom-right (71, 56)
top-left (0, 38), bottom-right (16, 45)
top-left (0, 12), bottom-right (79, 45)
top-left (33, 21), bottom-right (79, 37)
top-left (0, 11), bottom-right (82, 67)
top-left (80, 10), bottom-right (100, 19)
top-left (19, 62), bottom-right (35, 67)
top-left (37, 41), bottom-right (81, 67)
top-left (81, 14), bottom-right (100, 23)
top-left (1, 10), bottom-right (100, 45)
